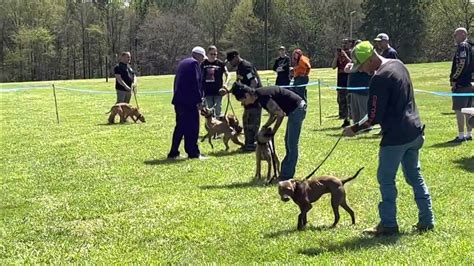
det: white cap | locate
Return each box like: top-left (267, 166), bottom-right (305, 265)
top-left (192, 46), bottom-right (207, 59)
top-left (374, 33), bottom-right (389, 41)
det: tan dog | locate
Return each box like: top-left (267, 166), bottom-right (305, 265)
top-left (107, 103), bottom-right (145, 124)
top-left (200, 107), bottom-right (244, 151)
top-left (278, 167), bottom-right (363, 230)
top-left (255, 127), bottom-right (280, 180)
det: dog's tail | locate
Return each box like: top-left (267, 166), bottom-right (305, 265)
top-left (342, 167), bottom-right (364, 185)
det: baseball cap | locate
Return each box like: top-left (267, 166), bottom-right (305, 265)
top-left (225, 50), bottom-right (239, 63)
top-left (349, 41), bottom-right (375, 72)
top-left (192, 46), bottom-right (208, 59)
top-left (374, 33), bottom-right (389, 42)
top-left (278, 45), bottom-right (286, 50)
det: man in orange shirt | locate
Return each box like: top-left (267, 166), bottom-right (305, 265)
top-left (290, 49), bottom-right (311, 102)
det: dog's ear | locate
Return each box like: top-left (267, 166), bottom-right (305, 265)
top-left (289, 179), bottom-right (296, 190)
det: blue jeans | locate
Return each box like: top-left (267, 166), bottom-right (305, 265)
top-left (377, 135), bottom-right (434, 227)
top-left (205, 96), bottom-right (223, 117)
top-left (280, 103), bottom-right (307, 179)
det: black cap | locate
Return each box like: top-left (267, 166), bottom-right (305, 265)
top-left (225, 50), bottom-right (239, 62)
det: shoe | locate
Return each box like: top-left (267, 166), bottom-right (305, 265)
top-left (189, 154), bottom-right (208, 160)
top-left (238, 146), bottom-right (256, 153)
top-left (466, 136), bottom-right (472, 141)
top-left (448, 137), bottom-right (466, 143)
top-left (363, 224), bottom-right (399, 236)
top-left (167, 152), bottom-right (180, 160)
top-left (413, 223), bottom-right (434, 233)
top-left (340, 119), bottom-right (350, 128)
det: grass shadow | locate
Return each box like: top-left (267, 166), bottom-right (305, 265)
top-left (207, 149), bottom-right (244, 157)
top-left (453, 156), bottom-right (474, 173)
top-left (264, 225), bottom-right (332, 238)
top-left (144, 158), bottom-right (187, 165)
top-left (313, 126), bottom-right (342, 132)
top-left (96, 122), bottom-right (134, 126)
top-left (429, 141), bottom-right (463, 148)
top-left (199, 178), bottom-right (269, 190)
top-left (440, 112), bottom-right (455, 116)
top-left (298, 233), bottom-right (404, 256)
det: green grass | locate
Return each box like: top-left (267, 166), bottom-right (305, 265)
top-left (1, 62), bottom-right (473, 264)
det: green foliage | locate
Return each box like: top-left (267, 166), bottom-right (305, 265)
top-left (360, 0), bottom-right (430, 63)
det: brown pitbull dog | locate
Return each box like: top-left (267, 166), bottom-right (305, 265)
top-left (107, 103), bottom-right (145, 124)
top-left (200, 107), bottom-right (244, 151)
top-left (278, 167), bottom-right (363, 230)
top-left (255, 127), bottom-right (280, 181)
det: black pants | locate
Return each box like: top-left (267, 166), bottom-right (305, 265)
top-left (168, 104), bottom-right (200, 158)
top-left (243, 107), bottom-right (262, 149)
top-left (337, 89), bottom-right (349, 119)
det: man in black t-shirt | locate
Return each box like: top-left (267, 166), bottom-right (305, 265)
top-left (201, 45), bottom-right (229, 118)
top-left (449, 27), bottom-right (473, 143)
top-left (225, 50), bottom-right (262, 152)
top-left (232, 83), bottom-right (307, 180)
top-left (114, 52), bottom-right (136, 103)
top-left (272, 46), bottom-right (291, 86)
top-left (343, 41), bottom-right (434, 236)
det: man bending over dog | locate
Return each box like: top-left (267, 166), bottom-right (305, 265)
top-left (231, 82), bottom-right (306, 181)
top-left (114, 52), bottom-right (137, 104)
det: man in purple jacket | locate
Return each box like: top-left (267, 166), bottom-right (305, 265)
top-left (167, 47), bottom-right (207, 160)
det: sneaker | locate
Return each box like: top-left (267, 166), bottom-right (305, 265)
top-left (413, 223), bottom-right (434, 233)
top-left (341, 119), bottom-right (350, 128)
top-left (448, 137), bottom-right (466, 143)
top-left (466, 136), bottom-right (472, 141)
top-left (189, 154), bottom-right (208, 160)
top-left (363, 224), bottom-right (399, 236)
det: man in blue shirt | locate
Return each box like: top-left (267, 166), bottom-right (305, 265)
top-left (167, 47), bottom-right (207, 160)
top-left (449, 27), bottom-right (473, 143)
top-left (374, 33), bottom-right (399, 59)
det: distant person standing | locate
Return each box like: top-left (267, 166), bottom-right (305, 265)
top-left (167, 47), bottom-right (207, 160)
top-left (374, 33), bottom-right (399, 59)
top-left (449, 27), bottom-right (473, 143)
top-left (226, 50), bottom-right (262, 152)
top-left (114, 52), bottom-right (137, 103)
top-left (290, 48), bottom-right (311, 102)
top-left (201, 45), bottom-right (229, 118)
top-left (272, 46), bottom-right (291, 86)
top-left (331, 39), bottom-right (352, 127)
top-left (345, 40), bottom-right (371, 123)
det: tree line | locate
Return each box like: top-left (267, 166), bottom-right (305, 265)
top-left (0, 0), bottom-right (472, 82)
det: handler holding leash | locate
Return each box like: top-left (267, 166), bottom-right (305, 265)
top-left (231, 82), bottom-right (306, 181)
top-left (343, 41), bottom-right (434, 236)
top-left (114, 51), bottom-right (137, 104)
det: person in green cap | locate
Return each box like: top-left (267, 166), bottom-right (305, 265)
top-left (342, 41), bottom-right (435, 236)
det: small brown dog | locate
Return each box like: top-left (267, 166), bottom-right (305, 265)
top-left (255, 127), bottom-right (280, 181)
top-left (200, 107), bottom-right (244, 150)
top-left (107, 103), bottom-right (145, 124)
top-left (278, 167), bottom-right (363, 230)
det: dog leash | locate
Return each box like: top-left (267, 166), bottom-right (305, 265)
top-left (224, 92), bottom-right (236, 118)
top-left (133, 86), bottom-right (140, 110)
top-left (268, 136), bottom-right (279, 184)
top-left (304, 132), bottom-right (344, 180)
top-left (303, 126), bottom-right (380, 180)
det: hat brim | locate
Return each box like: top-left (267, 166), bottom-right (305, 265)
top-left (373, 38), bottom-right (382, 41)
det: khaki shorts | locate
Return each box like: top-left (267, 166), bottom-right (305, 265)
top-left (452, 86), bottom-right (473, 111)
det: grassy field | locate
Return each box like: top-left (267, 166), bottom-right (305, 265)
top-left (1, 62), bottom-right (473, 264)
